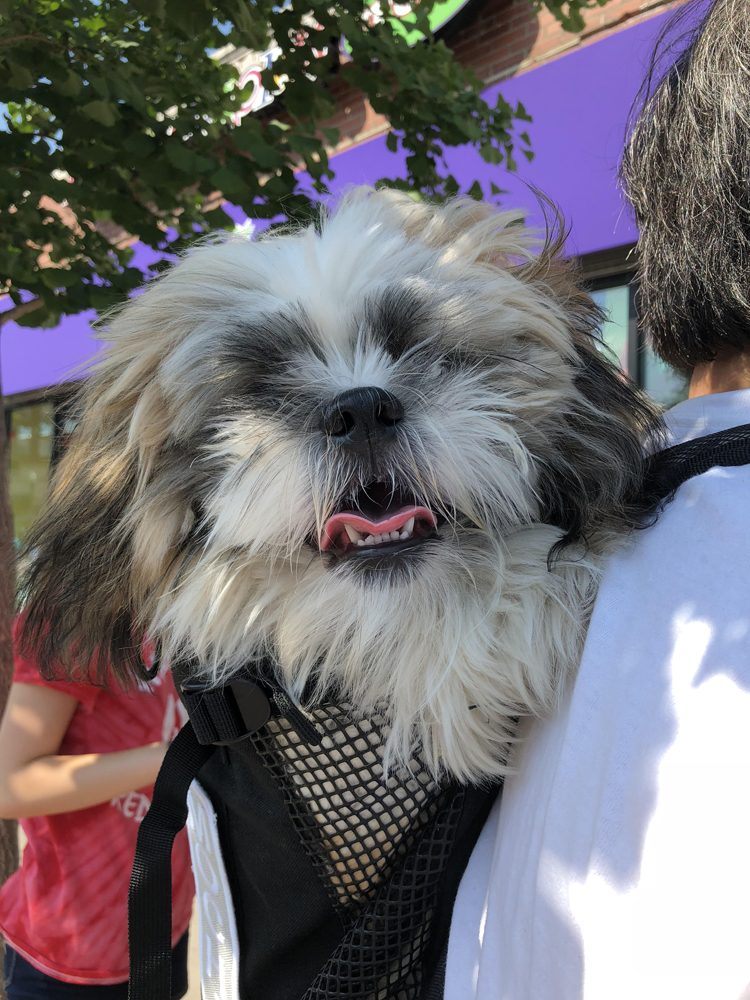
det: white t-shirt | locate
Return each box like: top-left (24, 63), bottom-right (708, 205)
top-left (446, 389), bottom-right (750, 1000)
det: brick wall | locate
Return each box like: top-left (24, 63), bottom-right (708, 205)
top-left (324, 0), bottom-right (681, 153)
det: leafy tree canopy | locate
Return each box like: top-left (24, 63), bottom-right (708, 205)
top-left (0, 0), bottom-right (606, 327)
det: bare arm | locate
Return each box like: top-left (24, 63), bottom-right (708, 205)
top-left (0, 682), bottom-right (169, 819)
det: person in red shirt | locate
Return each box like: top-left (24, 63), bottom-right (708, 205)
top-left (0, 632), bottom-right (194, 999)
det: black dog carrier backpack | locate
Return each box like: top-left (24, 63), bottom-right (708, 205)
top-left (128, 658), bottom-right (500, 1000)
top-left (127, 424), bottom-right (750, 1000)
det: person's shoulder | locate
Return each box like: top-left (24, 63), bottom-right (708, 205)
top-left (11, 618), bottom-right (102, 710)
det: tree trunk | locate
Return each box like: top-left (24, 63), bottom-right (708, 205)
top-left (0, 338), bottom-right (19, 999)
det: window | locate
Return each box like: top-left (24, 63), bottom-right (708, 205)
top-left (589, 275), bottom-right (689, 409)
top-left (7, 396), bottom-right (79, 548)
top-left (9, 402), bottom-right (54, 547)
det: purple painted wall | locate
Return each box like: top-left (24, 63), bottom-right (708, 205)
top-left (1, 308), bottom-right (109, 397)
top-left (325, 12), bottom-right (669, 254)
top-left (2, 10), bottom-right (666, 397)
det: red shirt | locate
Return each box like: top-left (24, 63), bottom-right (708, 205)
top-left (0, 645), bottom-right (195, 985)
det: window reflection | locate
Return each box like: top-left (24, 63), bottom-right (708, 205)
top-left (590, 279), bottom-right (688, 409)
top-left (9, 402), bottom-right (54, 547)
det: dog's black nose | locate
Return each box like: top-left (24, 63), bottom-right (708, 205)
top-left (322, 387), bottom-right (404, 454)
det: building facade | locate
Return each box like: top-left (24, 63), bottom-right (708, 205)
top-left (2, 0), bottom-right (686, 544)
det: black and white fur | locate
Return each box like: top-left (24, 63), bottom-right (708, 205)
top-left (20, 188), bottom-right (661, 782)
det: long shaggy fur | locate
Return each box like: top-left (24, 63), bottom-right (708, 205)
top-left (622, 0), bottom-right (750, 373)
top-left (19, 188), bottom-right (661, 782)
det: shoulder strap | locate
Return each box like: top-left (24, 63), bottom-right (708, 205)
top-left (641, 422), bottom-right (750, 504)
top-left (127, 671), bottom-right (297, 1000)
top-left (128, 722), bottom-right (215, 1000)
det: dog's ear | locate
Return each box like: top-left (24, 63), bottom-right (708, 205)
top-left (536, 333), bottom-right (663, 554)
top-left (495, 200), bottom-right (665, 553)
top-left (18, 389), bottom-right (144, 685)
top-left (16, 230), bottom-right (274, 684)
top-left (17, 371), bottom-right (198, 687)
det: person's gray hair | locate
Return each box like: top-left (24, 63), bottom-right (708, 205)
top-left (622, 0), bottom-right (750, 374)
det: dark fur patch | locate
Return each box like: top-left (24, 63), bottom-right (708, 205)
top-left (18, 431), bottom-right (145, 687)
top-left (18, 401), bottom-right (211, 686)
top-left (537, 341), bottom-right (665, 555)
top-left (218, 309), bottom-right (326, 423)
top-left (363, 284), bottom-right (435, 359)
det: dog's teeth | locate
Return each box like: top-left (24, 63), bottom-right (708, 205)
top-left (405, 517), bottom-right (415, 533)
top-left (345, 524), bottom-right (363, 544)
top-left (390, 530), bottom-right (400, 541)
top-left (364, 535), bottom-right (375, 545)
top-left (400, 530), bottom-right (410, 539)
top-left (357, 539), bottom-right (366, 546)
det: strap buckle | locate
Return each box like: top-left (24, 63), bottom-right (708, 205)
top-left (180, 677), bottom-right (272, 745)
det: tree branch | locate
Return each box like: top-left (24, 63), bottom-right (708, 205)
top-left (0, 35), bottom-right (66, 48)
top-left (0, 298), bottom-right (44, 330)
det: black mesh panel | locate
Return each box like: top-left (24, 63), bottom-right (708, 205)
top-left (248, 702), bottom-right (444, 909)
top-left (176, 664), bottom-right (500, 1000)
top-left (243, 695), bottom-right (464, 999)
top-left (302, 792), bottom-right (464, 1000)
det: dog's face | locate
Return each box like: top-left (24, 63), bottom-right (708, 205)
top-left (21, 189), bottom-right (659, 779)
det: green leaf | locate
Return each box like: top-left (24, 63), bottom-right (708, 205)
top-left (233, 131), bottom-right (283, 170)
top-left (16, 305), bottom-right (51, 328)
top-left (165, 142), bottom-right (197, 173)
top-left (123, 132), bottom-right (157, 158)
top-left (85, 143), bottom-right (117, 165)
top-left (6, 62), bottom-right (33, 91)
top-left (192, 154), bottom-right (213, 173)
top-left (515, 101), bottom-right (533, 123)
top-left (479, 144), bottom-right (503, 166)
top-left (80, 101), bottom-right (119, 127)
top-left (87, 285), bottom-right (122, 310)
top-left (287, 134), bottom-right (322, 156)
top-left (80, 15), bottom-right (106, 33)
top-left (210, 166), bottom-right (244, 195)
top-left (53, 70), bottom-right (83, 98)
top-left (0, 0), bottom-right (553, 325)
top-left (40, 268), bottom-right (79, 290)
top-left (443, 175), bottom-right (460, 197)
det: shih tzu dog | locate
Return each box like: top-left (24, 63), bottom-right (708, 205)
top-left (19, 187), bottom-right (660, 782)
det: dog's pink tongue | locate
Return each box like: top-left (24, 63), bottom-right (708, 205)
top-left (321, 505), bottom-right (436, 551)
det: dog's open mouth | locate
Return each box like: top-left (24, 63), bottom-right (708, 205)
top-left (320, 483), bottom-right (438, 558)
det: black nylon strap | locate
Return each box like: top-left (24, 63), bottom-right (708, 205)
top-left (180, 677), bottom-right (272, 745)
top-left (128, 722), bottom-right (215, 1000)
top-left (180, 685), bottom-right (248, 744)
top-left (642, 422), bottom-right (750, 503)
top-left (271, 688), bottom-right (322, 746)
top-left (421, 942), bottom-right (447, 1000)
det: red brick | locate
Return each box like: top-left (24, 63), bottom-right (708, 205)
top-left (316, 0), bottom-right (684, 152)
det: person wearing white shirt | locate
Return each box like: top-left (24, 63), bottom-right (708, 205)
top-left (446, 2), bottom-right (750, 997)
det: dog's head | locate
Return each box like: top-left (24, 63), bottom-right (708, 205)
top-left (20, 188), bottom-right (660, 779)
